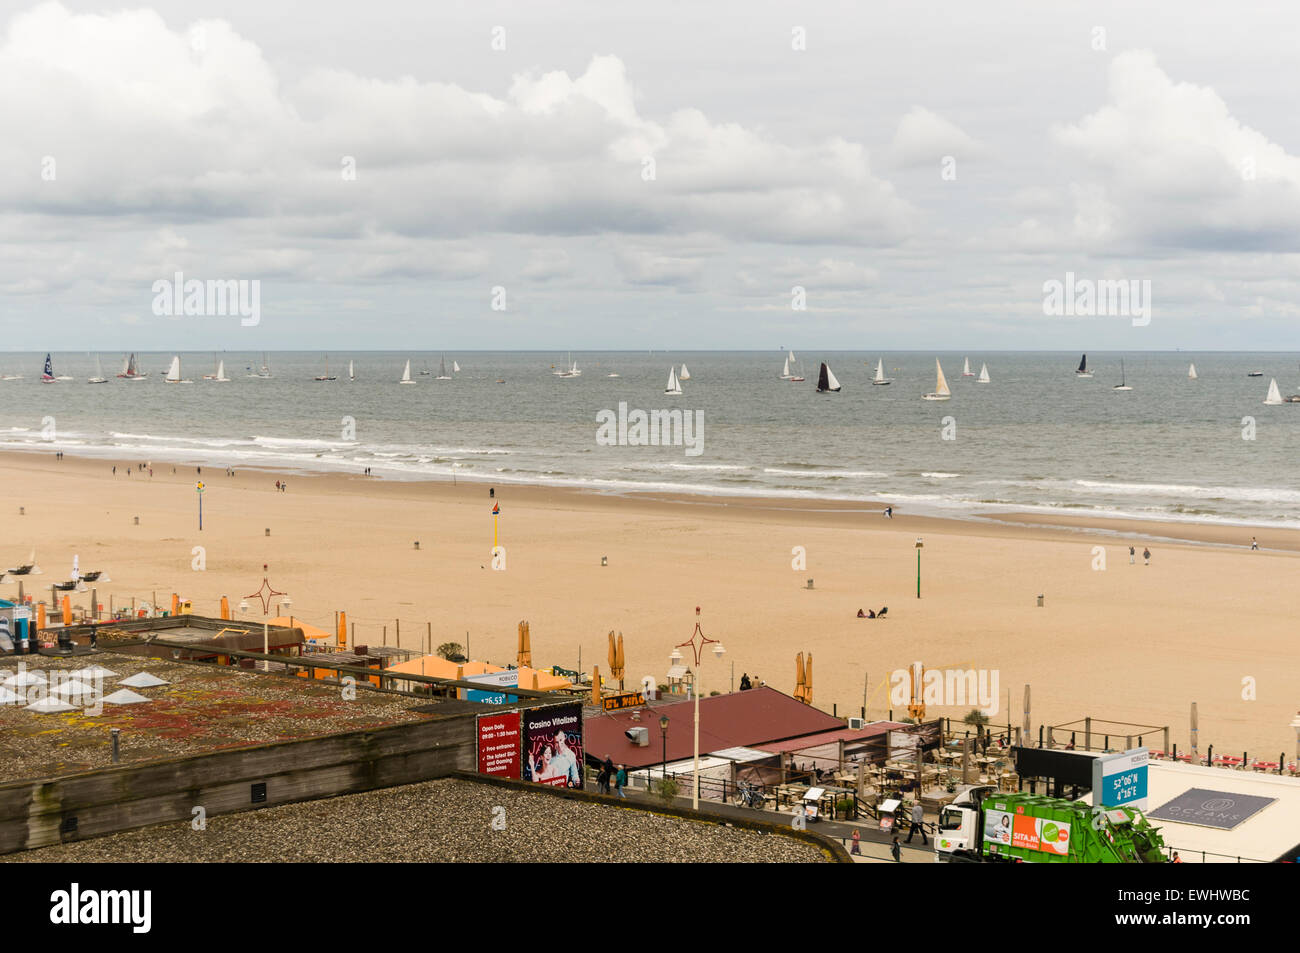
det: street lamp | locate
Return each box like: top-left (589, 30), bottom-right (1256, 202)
top-left (241, 564), bottom-right (288, 672)
top-left (915, 537), bottom-right (924, 599)
top-left (660, 715), bottom-right (670, 780)
top-left (672, 606), bottom-right (725, 810)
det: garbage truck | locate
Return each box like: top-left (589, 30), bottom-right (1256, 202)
top-left (934, 786), bottom-right (1167, 863)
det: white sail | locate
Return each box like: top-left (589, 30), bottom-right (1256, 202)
top-left (874, 359), bottom-right (884, 382)
top-left (825, 365), bottom-right (841, 391)
top-left (963, 357), bottom-right (973, 376)
top-left (665, 367), bottom-right (681, 394)
top-left (680, 363), bottom-right (690, 381)
top-left (788, 351), bottom-right (796, 363)
top-left (88, 356), bottom-right (107, 383)
top-left (215, 360), bottom-right (229, 381)
top-left (349, 360), bottom-right (355, 381)
top-left (1188, 363), bottom-right (1198, 380)
top-left (400, 359), bottom-right (413, 383)
top-left (452, 361), bottom-right (460, 373)
top-left (935, 359), bottom-right (951, 396)
top-left (782, 356), bottom-right (790, 378)
top-left (437, 355), bottom-right (449, 378)
top-left (978, 363), bottom-right (990, 383)
top-left (165, 356), bottom-right (181, 382)
top-left (1265, 378), bottom-right (1283, 405)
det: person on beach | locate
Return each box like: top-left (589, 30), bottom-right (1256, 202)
top-left (1251, 537), bottom-right (1259, 550)
top-left (1143, 546), bottom-right (1151, 566)
top-left (276, 480), bottom-right (281, 492)
top-left (112, 466), bottom-right (116, 475)
top-left (1129, 545), bottom-right (1135, 564)
top-left (615, 764), bottom-right (628, 798)
top-left (883, 506), bottom-right (893, 518)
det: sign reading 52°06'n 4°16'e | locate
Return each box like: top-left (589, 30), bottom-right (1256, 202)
top-left (1092, 747), bottom-right (1149, 811)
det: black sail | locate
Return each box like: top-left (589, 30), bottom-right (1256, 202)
top-left (817, 362), bottom-right (830, 392)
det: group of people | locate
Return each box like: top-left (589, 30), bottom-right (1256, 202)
top-left (596, 756), bottom-right (628, 797)
top-left (1128, 545), bottom-right (1152, 565)
top-left (275, 480), bottom-right (288, 492)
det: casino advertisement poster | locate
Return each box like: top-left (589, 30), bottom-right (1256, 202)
top-left (522, 703), bottom-right (584, 789)
top-left (476, 711), bottom-right (522, 778)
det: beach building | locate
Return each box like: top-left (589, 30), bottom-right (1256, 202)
top-left (384, 654), bottom-right (572, 696)
top-left (585, 686), bottom-right (845, 772)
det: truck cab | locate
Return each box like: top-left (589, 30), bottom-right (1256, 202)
top-left (935, 785), bottom-right (996, 862)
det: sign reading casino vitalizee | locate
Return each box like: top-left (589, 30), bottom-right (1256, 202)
top-left (477, 711), bottom-right (522, 779)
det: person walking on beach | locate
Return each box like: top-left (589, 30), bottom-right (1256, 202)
top-left (1143, 546), bottom-right (1151, 566)
top-left (615, 763), bottom-right (628, 798)
top-left (1251, 537), bottom-right (1259, 550)
top-left (905, 801), bottom-right (928, 845)
top-left (1129, 545), bottom-right (1135, 565)
top-left (891, 835), bottom-right (902, 862)
top-left (276, 480), bottom-right (281, 492)
top-left (883, 506), bottom-right (893, 519)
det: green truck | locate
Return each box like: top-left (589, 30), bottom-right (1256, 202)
top-left (934, 786), bottom-right (1167, 863)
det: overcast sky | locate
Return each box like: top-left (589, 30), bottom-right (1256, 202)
top-left (2, 0), bottom-right (1299, 351)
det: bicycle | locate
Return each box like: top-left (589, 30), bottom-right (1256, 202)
top-left (736, 780), bottom-right (766, 809)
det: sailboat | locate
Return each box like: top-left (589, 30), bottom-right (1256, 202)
top-left (962, 357), bottom-right (975, 377)
top-left (1264, 379), bottom-right (1284, 405)
top-left (399, 359), bottom-right (415, 384)
top-left (679, 364), bottom-right (691, 381)
top-left (977, 362), bottom-right (991, 384)
top-left (435, 355), bottom-right (452, 380)
top-left (1247, 370), bottom-right (1264, 377)
top-left (40, 353), bottom-right (56, 383)
top-left (816, 362), bottom-right (841, 393)
top-left (117, 353), bottom-right (147, 379)
top-left (871, 358), bottom-right (892, 386)
top-left (1113, 359), bottom-right (1132, 391)
top-left (558, 354), bottom-right (581, 378)
top-left (87, 355), bottom-right (108, 384)
top-left (348, 360), bottom-right (355, 382)
top-left (213, 360), bottom-right (230, 382)
top-left (922, 359), bottom-right (951, 400)
top-left (452, 360), bottom-right (460, 373)
top-left (780, 355), bottom-right (792, 380)
top-left (314, 355), bottom-right (337, 381)
top-left (247, 353), bottom-right (271, 378)
top-left (1075, 354), bottom-right (1093, 378)
top-left (665, 366), bottom-right (682, 395)
top-left (1188, 363), bottom-right (1198, 380)
top-left (164, 355), bottom-right (192, 384)
top-left (787, 353), bottom-right (806, 382)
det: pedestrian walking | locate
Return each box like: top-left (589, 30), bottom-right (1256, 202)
top-left (601, 756), bottom-right (615, 795)
top-left (850, 829), bottom-right (861, 855)
top-left (1129, 545), bottom-right (1135, 565)
top-left (1143, 546), bottom-right (1151, 566)
top-left (905, 801), bottom-right (928, 845)
top-left (891, 835), bottom-right (901, 862)
top-left (1251, 537), bottom-right (1259, 550)
top-left (276, 480), bottom-right (281, 492)
top-left (615, 763), bottom-right (628, 798)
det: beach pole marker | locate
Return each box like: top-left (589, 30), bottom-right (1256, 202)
top-left (18, 506), bottom-right (23, 516)
top-left (133, 516), bottom-right (139, 525)
top-left (601, 556), bottom-right (607, 566)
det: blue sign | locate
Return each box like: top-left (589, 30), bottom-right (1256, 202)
top-left (466, 671), bottom-right (519, 705)
top-left (1092, 748), bottom-right (1149, 810)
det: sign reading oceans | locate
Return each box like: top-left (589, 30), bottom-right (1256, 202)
top-left (477, 711), bottom-right (522, 779)
top-left (522, 703), bottom-right (583, 789)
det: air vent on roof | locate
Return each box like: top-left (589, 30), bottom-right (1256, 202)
top-left (251, 782), bottom-right (267, 804)
top-left (624, 726), bottom-right (649, 747)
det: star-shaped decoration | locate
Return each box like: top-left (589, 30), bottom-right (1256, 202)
top-left (675, 605), bottom-right (719, 666)
top-left (243, 564), bottom-right (286, 615)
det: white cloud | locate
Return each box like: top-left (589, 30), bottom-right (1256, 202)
top-left (887, 106), bottom-right (985, 168)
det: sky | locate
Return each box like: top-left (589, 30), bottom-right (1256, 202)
top-left (2, 0), bottom-right (1300, 351)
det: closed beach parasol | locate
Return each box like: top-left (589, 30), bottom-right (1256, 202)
top-left (804, 652), bottom-right (813, 707)
top-left (795, 652), bottom-right (806, 703)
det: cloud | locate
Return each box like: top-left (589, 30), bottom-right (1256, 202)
top-left (1049, 50), bottom-right (1300, 251)
top-left (887, 106), bottom-right (985, 168)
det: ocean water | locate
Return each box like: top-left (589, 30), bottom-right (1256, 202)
top-left (1, 350), bottom-right (1298, 528)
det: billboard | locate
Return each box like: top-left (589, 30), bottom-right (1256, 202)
top-left (477, 711), bottom-right (522, 778)
top-left (522, 703), bottom-right (584, 789)
top-left (466, 670), bottom-right (519, 705)
top-left (983, 808), bottom-right (1070, 856)
top-left (1092, 747), bottom-right (1149, 810)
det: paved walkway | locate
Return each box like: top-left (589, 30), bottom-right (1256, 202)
top-left (609, 783), bottom-right (936, 862)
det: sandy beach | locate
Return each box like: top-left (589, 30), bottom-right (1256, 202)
top-left (1, 450), bottom-right (1296, 758)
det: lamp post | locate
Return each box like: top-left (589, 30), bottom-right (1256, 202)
top-left (671, 606), bottom-right (725, 810)
top-left (915, 537), bottom-right (924, 599)
top-left (240, 564), bottom-right (289, 672)
top-left (660, 715), bottom-right (669, 780)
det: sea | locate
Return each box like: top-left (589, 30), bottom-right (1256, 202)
top-left (1, 350), bottom-right (1298, 529)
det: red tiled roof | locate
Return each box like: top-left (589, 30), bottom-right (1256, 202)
top-left (753, 722), bottom-right (909, 754)
top-left (584, 686), bottom-right (845, 769)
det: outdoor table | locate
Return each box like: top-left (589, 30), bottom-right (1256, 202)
top-left (1252, 761), bottom-right (1279, 771)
